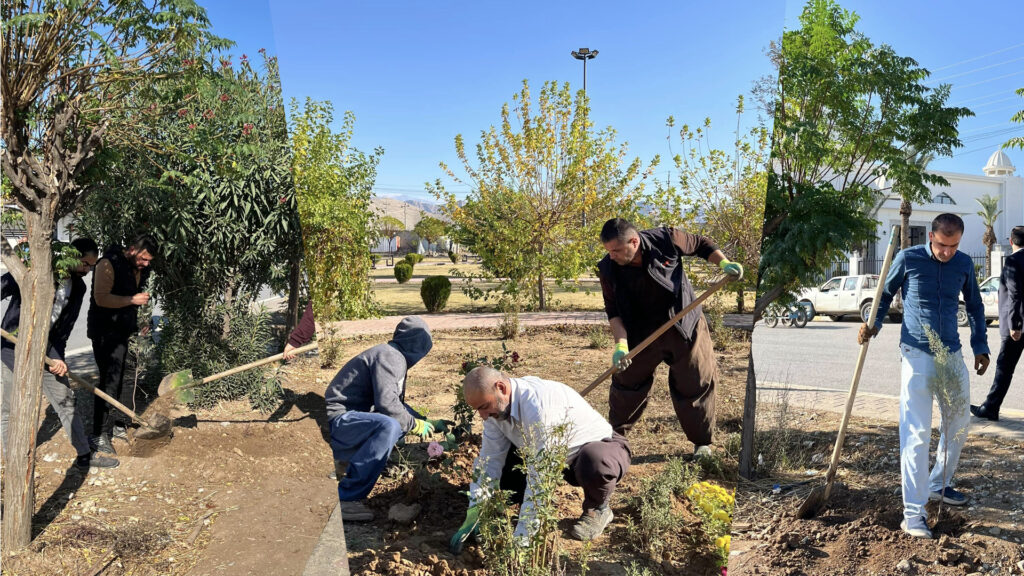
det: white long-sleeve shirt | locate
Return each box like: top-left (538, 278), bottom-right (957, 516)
top-left (468, 375), bottom-right (613, 538)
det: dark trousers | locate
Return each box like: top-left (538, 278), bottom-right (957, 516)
top-left (982, 334), bottom-right (1024, 415)
top-left (609, 315), bottom-right (717, 446)
top-left (499, 433), bottom-right (631, 512)
top-left (92, 334), bottom-right (131, 437)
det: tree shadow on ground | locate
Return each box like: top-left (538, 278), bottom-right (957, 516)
top-left (31, 466), bottom-right (87, 539)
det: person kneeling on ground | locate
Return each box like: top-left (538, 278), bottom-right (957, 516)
top-left (450, 366), bottom-right (631, 553)
top-left (324, 316), bottom-right (448, 522)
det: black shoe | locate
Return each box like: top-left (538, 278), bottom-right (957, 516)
top-left (74, 452), bottom-right (119, 470)
top-left (90, 435), bottom-right (116, 455)
top-left (112, 425), bottom-right (129, 441)
top-left (970, 404), bottom-right (998, 422)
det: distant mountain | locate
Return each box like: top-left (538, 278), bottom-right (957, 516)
top-left (370, 197), bottom-right (450, 229)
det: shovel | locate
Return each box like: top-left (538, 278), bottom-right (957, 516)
top-left (796, 225), bottom-right (900, 519)
top-left (0, 329), bottom-right (172, 439)
top-left (157, 342), bottom-right (318, 403)
top-left (581, 272), bottom-right (738, 398)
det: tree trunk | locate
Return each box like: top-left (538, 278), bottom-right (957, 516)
top-left (537, 273), bottom-right (546, 311)
top-left (284, 257), bottom-right (302, 337)
top-left (2, 215), bottom-right (56, 552)
top-left (899, 199), bottom-right (912, 249)
top-left (735, 286), bottom-right (745, 313)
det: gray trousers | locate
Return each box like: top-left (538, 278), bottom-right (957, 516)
top-left (1, 347), bottom-right (91, 457)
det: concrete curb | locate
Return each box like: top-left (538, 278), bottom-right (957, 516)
top-left (758, 380), bottom-right (1024, 441)
top-left (301, 503), bottom-right (350, 576)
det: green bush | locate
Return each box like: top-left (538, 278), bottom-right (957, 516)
top-left (420, 275), bottom-right (452, 312)
top-left (405, 252), bottom-right (424, 266)
top-left (448, 250), bottom-right (458, 264)
top-left (394, 262), bottom-right (413, 283)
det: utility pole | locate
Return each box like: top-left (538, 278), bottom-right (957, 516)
top-left (571, 47), bottom-right (598, 92)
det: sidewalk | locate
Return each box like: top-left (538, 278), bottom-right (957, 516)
top-left (758, 381), bottom-right (1024, 441)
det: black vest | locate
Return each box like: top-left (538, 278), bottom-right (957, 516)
top-left (87, 246), bottom-right (149, 339)
top-left (597, 227), bottom-right (701, 341)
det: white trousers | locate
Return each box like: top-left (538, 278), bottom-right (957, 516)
top-left (899, 344), bottom-right (971, 522)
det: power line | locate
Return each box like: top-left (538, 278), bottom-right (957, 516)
top-left (929, 56), bottom-right (1024, 84)
top-left (954, 69), bottom-right (1024, 90)
top-left (953, 88), bottom-right (1024, 107)
top-left (932, 41), bottom-right (1024, 72)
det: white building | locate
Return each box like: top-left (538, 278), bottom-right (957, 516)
top-left (848, 149), bottom-right (1023, 277)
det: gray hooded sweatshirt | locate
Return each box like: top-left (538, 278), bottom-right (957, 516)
top-left (324, 316), bottom-right (433, 433)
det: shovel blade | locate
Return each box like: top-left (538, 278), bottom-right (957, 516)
top-left (796, 485), bottom-right (826, 519)
top-left (158, 369), bottom-right (196, 404)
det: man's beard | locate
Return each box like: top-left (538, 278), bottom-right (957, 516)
top-left (493, 398), bottom-right (512, 421)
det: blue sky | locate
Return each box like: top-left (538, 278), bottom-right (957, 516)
top-left (255, 0), bottom-right (786, 202)
top-left (783, 0), bottom-right (1024, 176)
top-left (195, 0), bottom-right (1023, 198)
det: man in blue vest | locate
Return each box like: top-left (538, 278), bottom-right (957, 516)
top-left (860, 213), bottom-right (989, 539)
top-left (87, 233), bottom-right (157, 454)
top-left (597, 218), bottom-right (743, 458)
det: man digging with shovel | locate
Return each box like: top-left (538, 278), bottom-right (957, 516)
top-left (449, 366), bottom-right (631, 553)
top-left (597, 218), bottom-right (743, 458)
top-left (1, 238), bottom-right (118, 469)
top-left (860, 214), bottom-right (989, 539)
top-left (324, 316), bottom-right (448, 522)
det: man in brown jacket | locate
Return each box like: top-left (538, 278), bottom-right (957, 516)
top-left (86, 233), bottom-right (157, 454)
top-left (597, 218), bottom-right (742, 457)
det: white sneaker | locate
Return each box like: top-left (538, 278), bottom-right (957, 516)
top-left (900, 518), bottom-right (932, 539)
top-left (694, 445), bottom-right (713, 459)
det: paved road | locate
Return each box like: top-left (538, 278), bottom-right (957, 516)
top-left (752, 317), bottom-right (1024, 413)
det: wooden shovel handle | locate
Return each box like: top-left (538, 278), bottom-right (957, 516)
top-left (822, 225), bottom-right (900, 498)
top-left (186, 341), bottom-right (319, 390)
top-left (0, 329), bottom-right (154, 430)
top-left (581, 274), bottom-right (737, 398)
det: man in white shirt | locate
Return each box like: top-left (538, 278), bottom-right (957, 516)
top-left (449, 366), bottom-right (631, 553)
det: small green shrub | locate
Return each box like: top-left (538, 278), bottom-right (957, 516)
top-left (394, 262), bottom-right (413, 283)
top-left (420, 275), bottom-right (452, 312)
top-left (624, 457), bottom-right (699, 559)
top-left (404, 252), bottom-right (424, 266)
top-left (448, 250), bottom-right (458, 264)
top-left (586, 325), bottom-right (610, 349)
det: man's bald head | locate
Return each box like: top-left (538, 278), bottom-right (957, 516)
top-left (463, 366), bottom-right (512, 421)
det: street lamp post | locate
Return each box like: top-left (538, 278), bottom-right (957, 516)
top-left (570, 47), bottom-right (598, 92)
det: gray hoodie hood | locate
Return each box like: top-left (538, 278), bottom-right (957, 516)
top-left (389, 316), bottom-right (432, 367)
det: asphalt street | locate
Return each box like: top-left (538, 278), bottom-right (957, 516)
top-left (752, 317), bottom-right (1024, 413)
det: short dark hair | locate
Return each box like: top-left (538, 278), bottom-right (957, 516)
top-left (600, 218), bottom-right (638, 244)
top-left (1011, 226), bottom-right (1024, 248)
top-left (70, 237), bottom-right (98, 258)
top-left (931, 213), bottom-right (964, 236)
top-left (129, 233), bottom-right (159, 256)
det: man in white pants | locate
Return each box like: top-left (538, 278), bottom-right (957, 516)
top-left (860, 213), bottom-right (989, 539)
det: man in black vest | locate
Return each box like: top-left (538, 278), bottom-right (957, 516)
top-left (2, 238), bottom-right (118, 469)
top-left (972, 225), bottom-right (1024, 421)
top-left (87, 233), bottom-right (156, 454)
top-left (597, 218), bottom-right (742, 457)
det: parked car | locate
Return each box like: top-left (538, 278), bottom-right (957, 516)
top-left (799, 273), bottom-right (994, 327)
top-left (978, 275), bottom-right (999, 325)
top-left (797, 275), bottom-right (902, 323)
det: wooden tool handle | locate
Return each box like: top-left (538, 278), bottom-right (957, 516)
top-left (822, 225), bottom-right (900, 497)
top-left (581, 273), bottom-right (736, 398)
top-left (187, 341), bottom-right (320, 390)
top-left (0, 328), bottom-right (153, 429)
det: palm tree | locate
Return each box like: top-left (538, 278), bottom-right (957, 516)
top-left (976, 194), bottom-right (1003, 277)
top-left (894, 147), bottom-right (936, 249)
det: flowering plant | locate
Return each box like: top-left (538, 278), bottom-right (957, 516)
top-left (685, 481), bottom-right (734, 567)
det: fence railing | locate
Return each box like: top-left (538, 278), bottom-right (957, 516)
top-left (861, 253), bottom-right (992, 280)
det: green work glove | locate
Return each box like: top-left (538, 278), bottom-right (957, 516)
top-left (427, 419), bottom-right (452, 434)
top-left (612, 340), bottom-right (631, 371)
top-left (719, 258), bottom-right (744, 280)
top-left (449, 505), bottom-right (480, 554)
top-left (411, 419), bottom-right (435, 439)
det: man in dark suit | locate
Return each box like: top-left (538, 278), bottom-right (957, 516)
top-left (972, 225), bottom-right (1024, 421)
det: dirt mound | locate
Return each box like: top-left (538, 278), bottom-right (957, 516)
top-left (731, 484), bottom-right (1023, 575)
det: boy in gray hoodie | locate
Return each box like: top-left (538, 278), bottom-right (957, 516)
top-left (325, 316), bottom-right (446, 521)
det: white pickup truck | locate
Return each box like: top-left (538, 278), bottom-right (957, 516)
top-left (798, 274), bottom-right (996, 326)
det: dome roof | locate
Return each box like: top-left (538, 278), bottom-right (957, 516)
top-left (983, 149), bottom-right (1015, 176)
